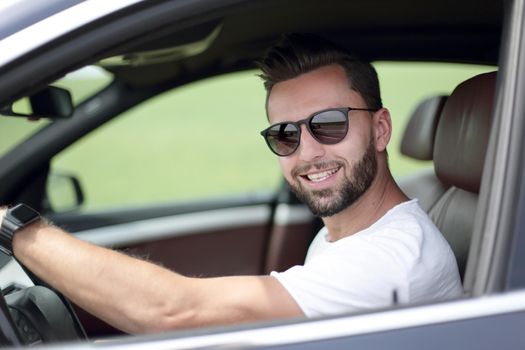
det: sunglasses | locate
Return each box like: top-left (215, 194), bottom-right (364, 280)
top-left (260, 107), bottom-right (378, 156)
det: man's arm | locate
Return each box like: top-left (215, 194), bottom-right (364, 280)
top-left (1, 209), bottom-right (304, 334)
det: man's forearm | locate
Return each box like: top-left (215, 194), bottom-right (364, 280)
top-left (12, 220), bottom-right (194, 334)
top-left (4, 211), bottom-right (303, 333)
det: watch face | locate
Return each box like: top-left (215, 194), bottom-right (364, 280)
top-left (10, 204), bottom-right (39, 224)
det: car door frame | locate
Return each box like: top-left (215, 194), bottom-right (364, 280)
top-left (464, 0), bottom-right (525, 296)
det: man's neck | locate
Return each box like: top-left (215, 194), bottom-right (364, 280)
top-left (322, 170), bottom-right (409, 242)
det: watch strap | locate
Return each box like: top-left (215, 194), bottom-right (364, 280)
top-left (0, 204), bottom-right (40, 256)
top-left (0, 216), bottom-right (17, 255)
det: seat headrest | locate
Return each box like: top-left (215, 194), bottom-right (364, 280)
top-left (401, 95), bottom-right (447, 160)
top-left (433, 71), bottom-right (497, 193)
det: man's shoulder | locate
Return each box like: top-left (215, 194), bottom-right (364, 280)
top-left (327, 200), bottom-right (452, 269)
top-left (308, 200), bottom-right (449, 266)
top-left (358, 199), bottom-right (435, 240)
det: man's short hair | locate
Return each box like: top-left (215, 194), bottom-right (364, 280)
top-left (258, 33), bottom-right (383, 112)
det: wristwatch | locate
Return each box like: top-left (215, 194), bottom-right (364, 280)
top-left (0, 204), bottom-right (40, 256)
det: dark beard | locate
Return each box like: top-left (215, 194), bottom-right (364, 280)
top-left (288, 140), bottom-right (377, 217)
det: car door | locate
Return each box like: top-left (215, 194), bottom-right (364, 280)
top-left (0, 0), bottom-right (513, 345)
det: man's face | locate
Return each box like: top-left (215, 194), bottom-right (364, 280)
top-left (267, 64), bottom-right (378, 217)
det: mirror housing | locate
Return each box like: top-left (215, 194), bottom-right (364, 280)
top-left (0, 86), bottom-right (74, 119)
top-left (45, 172), bottom-right (84, 213)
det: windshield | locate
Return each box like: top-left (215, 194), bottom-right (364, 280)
top-left (0, 65), bottom-right (112, 157)
top-left (0, 118), bottom-right (49, 156)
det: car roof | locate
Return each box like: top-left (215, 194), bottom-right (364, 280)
top-left (0, 0), bottom-right (503, 106)
top-left (0, 0), bottom-right (144, 67)
top-left (0, 0), bottom-right (86, 40)
top-left (100, 0), bottom-right (502, 85)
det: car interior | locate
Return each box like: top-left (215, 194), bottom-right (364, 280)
top-left (398, 95), bottom-right (449, 212)
top-left (400, 72), bottom-right (496, 281)
top-left (0, 0), bottom-right (505, 344)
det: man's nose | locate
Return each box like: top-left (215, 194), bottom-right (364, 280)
top-left (297, 125), bottom-right (325, 161)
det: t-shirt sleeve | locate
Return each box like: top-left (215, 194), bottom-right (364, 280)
top-left (271, 239), bottom-right (407, 318)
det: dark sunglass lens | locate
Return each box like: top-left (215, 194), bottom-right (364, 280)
top-left (265, 123), bottom-right (299, 156)
top-left (310, 110), bottom-right (348, 144)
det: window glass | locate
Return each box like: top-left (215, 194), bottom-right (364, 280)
top-left (374, 62), bottom-right (495, 178)
top-left (54, 65), bottom-right (113, 106)
top-left (51, 70), bottom-right (279, 211)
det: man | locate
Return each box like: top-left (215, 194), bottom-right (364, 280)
top-left (0, 34), bottom-right (462, 334)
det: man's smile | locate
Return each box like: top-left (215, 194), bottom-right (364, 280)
top-left (300, 166), bottom-right (341, 183)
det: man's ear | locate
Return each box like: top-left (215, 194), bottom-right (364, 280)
top-left (373, 108), bottom-right (392, 152)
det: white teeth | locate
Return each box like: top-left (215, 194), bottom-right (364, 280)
top-left (306, 168), bottom-right (338, 182)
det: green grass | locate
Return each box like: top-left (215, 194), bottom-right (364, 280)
top-left (0, 63), bottom-right (495, 211)
top-left (51, 71), bottom-right (279, 209)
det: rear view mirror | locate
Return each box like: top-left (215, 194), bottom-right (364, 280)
top-left (0, 86), bottom-right (74, 119)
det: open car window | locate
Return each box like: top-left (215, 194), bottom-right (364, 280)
top-left (47, 62), bottom-right (495, 213)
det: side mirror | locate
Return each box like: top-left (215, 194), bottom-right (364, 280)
top-left (0, 86), bottom-right (74, 119)
top-left (45, 172), bottom-right (84, 213)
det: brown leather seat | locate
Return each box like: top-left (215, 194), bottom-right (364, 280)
top-left (398, 95), bottom-right (448, 211)
top-left (430, 71), bottom-right (496, 281)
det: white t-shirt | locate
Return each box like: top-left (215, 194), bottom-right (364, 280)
top-left (271, 199), bottom-right (463, 318)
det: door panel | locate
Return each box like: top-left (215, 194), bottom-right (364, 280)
top-left (120, 225), bottom-right (268, 277)
top-left (73, 205), bottom-right (272, 276)
top-left (264, 203), bottom-right (320, 274)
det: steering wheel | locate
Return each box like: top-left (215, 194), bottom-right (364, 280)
top-left (0, 256), bottom-right (86, 346)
